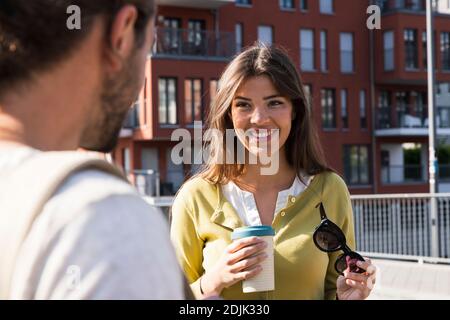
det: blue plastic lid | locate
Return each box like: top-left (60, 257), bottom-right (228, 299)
top-left (231, 226), bottom-right (275, 240)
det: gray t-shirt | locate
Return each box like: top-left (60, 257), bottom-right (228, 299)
top-left (0, 146), bottom-right (184, 299)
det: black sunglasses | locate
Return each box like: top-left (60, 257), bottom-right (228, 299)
top-left (313, 203), bottom-right (365, 274)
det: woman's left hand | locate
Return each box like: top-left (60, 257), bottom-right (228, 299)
top-left (336, 258), bottom-right (377, 300)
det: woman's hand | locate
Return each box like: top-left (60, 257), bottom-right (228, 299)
top-left (200, 236), bottom-right (268, 296)
top-left (336, 258), bottom-right (377, 300)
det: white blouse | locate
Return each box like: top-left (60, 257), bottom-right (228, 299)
top-left (221, 173), bottom-right (315, 226)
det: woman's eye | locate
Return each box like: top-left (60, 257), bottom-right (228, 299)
top-left (236, 102), bottom-right (250, 108)
top-left (268, 100), bottom-right (283, 107)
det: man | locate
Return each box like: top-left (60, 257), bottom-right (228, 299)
top-left (0, 0), bottom-right (185, 299)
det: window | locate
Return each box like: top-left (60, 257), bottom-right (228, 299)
top-left (343, 145), bottom-right (370, 185)
top-left (407, 0), bottom-right (422, 10)
top-left (235, 23), bottom-right (243, 53)
top-left (378, 91), bottom-right (391, 129)
top-left (394, 0), bottom-right (405, 9)
top-left (396, 91), bottom-right (408, 127)
top-left (236, 0), bottom-right (251, 5)
top-left (210, 80), bottom-right (219, 104)
top-left (258, 25), bottom-right (273, 46)
top-left (422, 31), bottom-right (428, 69)
top-left (321, 89), bottom-right (336, 129)
top-left (185, 79), bottom-right (202, 124)
top-left (300, 29), bottom-right (314, 71)
top-left (441, 32), bottom-right (450, 70)
top-left (341, 89), bottom-right (348, 129)
top-left (319, 0), bottom-right (334, 14)
top-left (304, 84), bottom-right (312, 106)
top-left (340, 33), bottom-right (354, 73)
top-left (280, 0), bottom-right (294, 9)
top-left (162, 18), bottom-right (181, 53)
top-left (158, 78), bottom-right (177, 125)
top-left (300, 0), bottom-right (308, 11)
top-left (384, 31), bottom-right (394, 71)
top-left (360, 90), bottom-right (367, 129)
top-left (122, 148), bottom-right (131, 175)
top-left (320, 31), bottom-right (328, 71)
top-left (404, 29), bottom-right (418, 69)
top-left (188, 19), bottom-right (205, 54)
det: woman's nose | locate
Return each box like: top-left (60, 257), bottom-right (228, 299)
top-left (250, 106), bottom-right (270, 125)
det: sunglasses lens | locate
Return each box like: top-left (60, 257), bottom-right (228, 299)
top-left (335, 253), bottom-right (365, 274)
top-left (314, 229), bottom-right (341, 251)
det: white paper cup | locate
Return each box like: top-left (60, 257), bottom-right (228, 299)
top-left (231, 226), bottom-right (275, 293)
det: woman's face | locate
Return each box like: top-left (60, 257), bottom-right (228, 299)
top-left (230, 75), bottom-right (294, 160)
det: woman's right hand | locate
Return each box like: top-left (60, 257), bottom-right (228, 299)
top-left (200, 236), bottom-right (268, 296)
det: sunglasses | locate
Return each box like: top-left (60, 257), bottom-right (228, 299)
top-left (313, 203), bottom-right (365, 274)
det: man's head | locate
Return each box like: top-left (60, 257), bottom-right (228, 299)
top-left (0, 0), bottom-right (155, 152)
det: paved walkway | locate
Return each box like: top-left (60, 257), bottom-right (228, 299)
top-left (367, 258), bottom-right (450, 300)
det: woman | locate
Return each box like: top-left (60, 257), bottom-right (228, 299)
top-left (170, 44), bottom-right (376, 300)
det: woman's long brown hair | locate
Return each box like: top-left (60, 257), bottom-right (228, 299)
top-left (194, 43), bottom-right (331, 185)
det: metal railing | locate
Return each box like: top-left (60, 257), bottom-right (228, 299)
top-left (128, 170), bottom-right (161, 197)
top-left (122, 103), bottom-right (139, 129)
top-left (376, 106), bottom-right (450, 129)
top-left (381, 165), bottom-right (427, 184)
top-left (381, 164), bottom-right (450, 183)
top-left (152, 27), bottom-right (235, 60)
top-left (127, 170), bottom-right (183, 197)
top-left (439, 164), bottom-right (450, 181)
top-left (351, 193), bottom-right (450, 260)
top-left (378, 0), bottom-right (424, 13)
top-left (141, 191), bottom-right (450, 261)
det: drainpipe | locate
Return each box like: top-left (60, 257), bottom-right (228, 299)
top-left (370, 0), bottom-right (378, 194)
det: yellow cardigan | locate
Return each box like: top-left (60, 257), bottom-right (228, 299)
top-left (170, 171), bottom-right (355, 300)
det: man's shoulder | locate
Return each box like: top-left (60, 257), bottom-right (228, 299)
top-left (43, 168), bottom-right (163, 230)
top-left (56, 168), bottom-right (136, 198)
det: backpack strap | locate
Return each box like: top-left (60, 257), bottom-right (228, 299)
top-left (0, 151), bottom-right (127, 299)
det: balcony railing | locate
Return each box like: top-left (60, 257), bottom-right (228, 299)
top-left (378, 0), bottom-right (450, 15)
top-left (122, 103), bottom-right (139, 129)
top-left (381, 164), bottom-right (450, 183)
top-left (379, 0), bottom-right (424, 13)
top-left (352, 193), bottom-right (450, 260)
top-left (376, 106), bottom-right (450, 130)
top-left (127, 170), bottom-right (182, 197)
top-left (381, 165), bottom-right (426, 184)
top-left (152, 28), bottom-right (235, 60)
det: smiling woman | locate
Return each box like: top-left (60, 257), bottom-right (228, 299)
top-left (170, 43), bottom-right (377, 300)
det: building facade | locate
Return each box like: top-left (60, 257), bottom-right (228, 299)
top-left (112, 0), bottom-right (450, 196)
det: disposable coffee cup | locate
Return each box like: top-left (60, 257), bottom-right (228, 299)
top-left (231, 226), bottom-right (275, 293)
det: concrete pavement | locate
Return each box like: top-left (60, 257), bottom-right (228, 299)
top-left (367, 258), bottom-right (450, 300)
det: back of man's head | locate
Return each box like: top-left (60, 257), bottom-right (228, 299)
top-left (0, 0), bottom-right (155, 152)
top-left (0, 0), bottom-right (154, 96)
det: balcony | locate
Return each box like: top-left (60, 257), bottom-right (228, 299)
top-left (378, 0), bottom-right (450, 15)
top-left (381, 164), bottom-right (450, 184)
top-left (128, 170), bottom-right (179, 197)
top-left (378, 0), bottom-right (425, 14)
top-left (120, 103), bottom-right (139, 138)
top-left (375, 106), bottom-right (450, 136)
top-left (158, 0), bottom-right (233, 9)
top-left (152, 28), bottom-right (235, 61)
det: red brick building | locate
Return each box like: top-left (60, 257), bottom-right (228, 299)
top-left (112, 0), bottom-right (450, 196)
